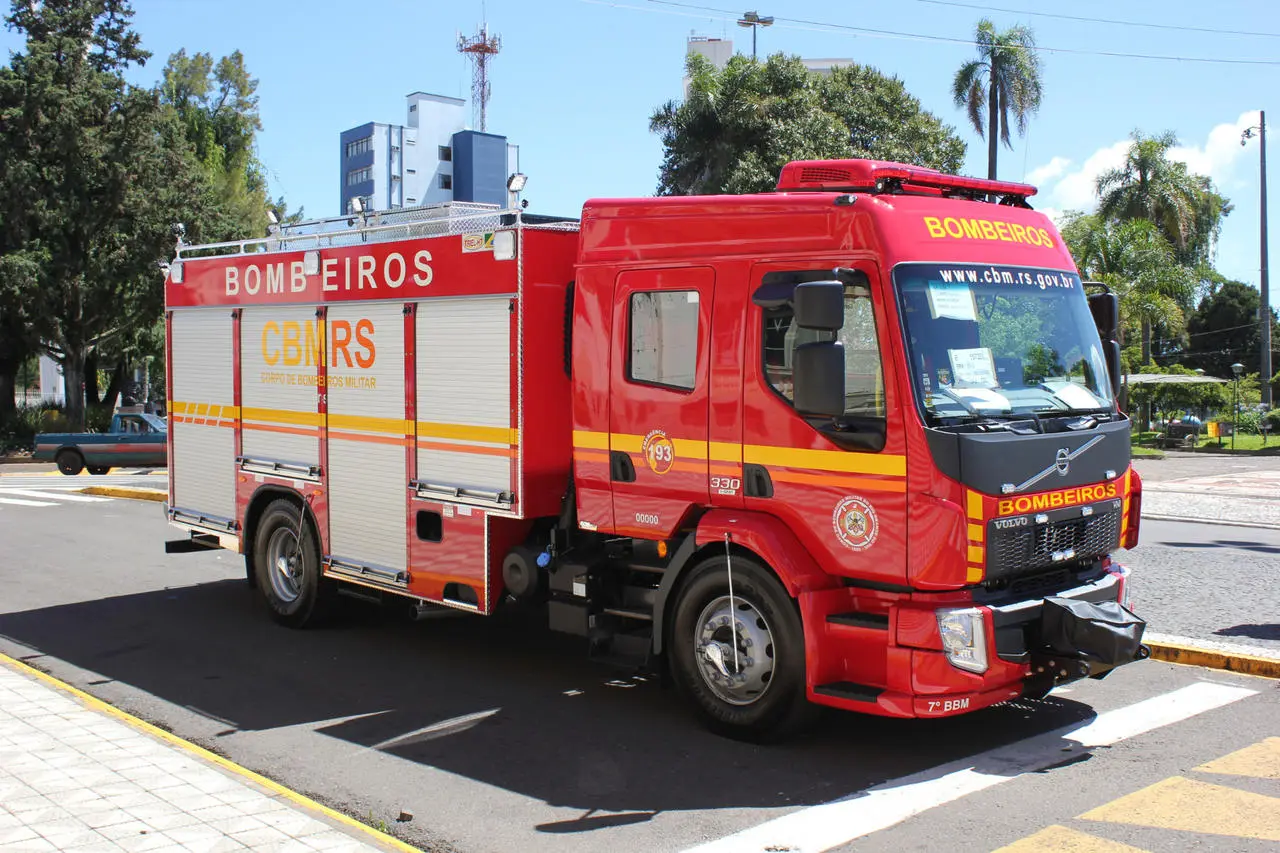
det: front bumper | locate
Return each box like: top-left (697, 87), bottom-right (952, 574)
top-left (805, 566), bottom-right (1148, 719)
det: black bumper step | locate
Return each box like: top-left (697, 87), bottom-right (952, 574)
top-left (814, 681), bottom-right (884, 703)
top-left (827, 611), bottom-right (889, 630)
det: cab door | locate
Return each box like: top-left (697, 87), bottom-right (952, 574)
top-left (608, 266), bottom-right (714, 539)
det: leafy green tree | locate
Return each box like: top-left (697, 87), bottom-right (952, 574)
top-left (1096, 131), bottom-right (1231, 267)
top-left (1184, 279), bottom-right (1280, 383)
top-left (0, 0), bottom-right (209, 429)
top-left (1061, 213), bottom-right (1197, 364)
top-left (951, 18), bottom-right (1043, 181)
top-left (650, 53), bottom-right (965, 196)
top-left (160, 48), bottom-right (279, 238)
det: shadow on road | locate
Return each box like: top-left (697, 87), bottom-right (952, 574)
top-left (1162, 539), bottom-right (1280, 555)
top-left (1214, 623), bottom-right (1280, 641)
top-left (0, 579), bottom-right (1103, 819)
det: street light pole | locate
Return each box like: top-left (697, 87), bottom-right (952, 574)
top-left (1242, 112), bottom-right (1271, 409)
top-left (1232, 361), bottom-right (1244, 450)
top-left (737, 10), bottom-right (774, 60)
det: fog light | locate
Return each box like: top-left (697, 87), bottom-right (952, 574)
top-left (937, 607), bottom-right (988, 674)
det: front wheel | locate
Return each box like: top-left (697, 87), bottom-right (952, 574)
top-left (252, 498), bottom-right (336, 628)
top-left (668, 553), bottom-right (815, 742)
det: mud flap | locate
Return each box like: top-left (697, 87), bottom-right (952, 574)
top-left (1041, 596), bottom-right (1147, 669)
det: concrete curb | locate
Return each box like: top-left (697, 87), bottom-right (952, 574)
top-left (78, 486), bottom-right (167, 502)
top-left (0, 652), bottom-right (422, 853)
top-left (1141, 513), bottom-right (1280, 531)
top-left (1145, 637), bottom-right (1280, 680)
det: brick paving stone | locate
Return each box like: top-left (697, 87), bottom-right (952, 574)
top-left (0, 663), bottom-right (404, 852)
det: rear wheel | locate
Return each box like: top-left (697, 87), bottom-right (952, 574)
top-left (87, 465), bottom-right (111, 475)
top-left (252, 498), bottom-right (336, 628)
top-left (668, 554), bottom-right (815, 742)
top-left (56, 450), bottom-right (84, 476)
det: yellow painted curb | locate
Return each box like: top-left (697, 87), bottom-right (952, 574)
top-left (78, 486), bottom-right (167, 502)
top-left (1147, 641), bottom-right (1280, 680)
top-left (0, 653), bottom-right (421, 852)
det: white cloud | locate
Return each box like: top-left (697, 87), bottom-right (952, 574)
top-left (1027, 112), bottom-right (1262, 220)
top-left (1025, 156), bottom-right (1071, 188)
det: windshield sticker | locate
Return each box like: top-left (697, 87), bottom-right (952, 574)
top-left (926, 282), bottom-right (977, 321)
top-left (833, 496), bottom-right (878, 551)
top-left (948, 347), bottom-right (998, 388)
top-left (923, 216), bottom-right (1056, 249)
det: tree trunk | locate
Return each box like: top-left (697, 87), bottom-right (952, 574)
top-left (987, 78), bottom-right (999, 180)
top-left (62, 351), bottom-right (86, 431)
top-left (1140, 318), bottom-right (1153, 431)
top-left (84, 350), bottom-right (100, 406)
top-left (96, 358), bottom-right (125, 413)
top-left (0, 365), bottom-right (15, 423)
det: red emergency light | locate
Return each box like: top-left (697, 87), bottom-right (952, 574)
top-left (775, 159), bottom-right (1037, 202)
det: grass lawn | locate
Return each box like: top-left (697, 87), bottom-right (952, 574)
top-left (1130, 446), bottom-right (1166, 458)
top-left (1190, 433), bottom-right (1280, 454)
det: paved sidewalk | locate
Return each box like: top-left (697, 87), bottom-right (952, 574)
top-left (0, 659), bottom-right (410, 852)
top-left (1141, 469), bottom-right (1280, 529)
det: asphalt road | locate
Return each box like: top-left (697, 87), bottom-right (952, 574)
top-left (1120, 519), bottom-right (1280, 656)
top-left (0, 498), bottom-right (1275, 853)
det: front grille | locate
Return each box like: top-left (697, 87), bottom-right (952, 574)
top-left (987, 509), bottom-right (1121, 581)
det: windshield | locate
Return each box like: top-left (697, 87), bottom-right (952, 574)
top-left (141, 413), bottom-right (168, 432)
top-left (894, 263), bottom-right (1114, 423)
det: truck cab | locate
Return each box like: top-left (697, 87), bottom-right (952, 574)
top-left (557, 160), bottom-right (1144, 737)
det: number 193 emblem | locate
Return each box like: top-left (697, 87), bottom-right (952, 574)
top-left (642, 429), bottom-right (675, 475)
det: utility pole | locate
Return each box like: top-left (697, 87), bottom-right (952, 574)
top-left (737, 10), bottom-right (773, 60)
top-left (1243, 111), bottom-right (1272, 408)
top-left (458, 24), bottom-right (501, 132)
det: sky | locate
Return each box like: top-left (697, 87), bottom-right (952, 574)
top-left (2, 0), bottom-right (1277, 313)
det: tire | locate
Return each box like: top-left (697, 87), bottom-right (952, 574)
top-left (252, 498), bottom-right (336, 628)
top-left (56, 450), bottom-right (85, 476)
top-left (87, 465), bottom-right (111, 475)
top-left (668, 553), bottom-right (816, 742)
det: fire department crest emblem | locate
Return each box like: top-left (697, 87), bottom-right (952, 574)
top-left (833, 496), bottom-right (878, 551)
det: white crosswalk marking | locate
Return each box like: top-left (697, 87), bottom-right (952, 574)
top-left (0, 496), bottom-right (57, 507)
top-left (1, 489), bottom-right (111, 502)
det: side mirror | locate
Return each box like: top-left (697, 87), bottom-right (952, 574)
top-left (1105, 339), bottom-right (1122, 399)
top-left (793, 281), bottom-right (845, 331)
top-left (1088, 291), bottom-right (1119, 341)
top-left (794, 341), bottom-right (845, 417)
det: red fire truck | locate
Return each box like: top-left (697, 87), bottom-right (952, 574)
top-left (164, 159), bottom-right (1147, 740)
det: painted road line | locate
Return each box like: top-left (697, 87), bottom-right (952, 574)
top-left (1145, 631), bottom-right (1280, 679)
top-left (0, 496), bottom-right (57, 507)
top-left (682, 682), bottom-right (1259, 853)
top-left (1081, 776), bottom-right (1280, 842)
top-left (1, 488), bottom-right (112, 502)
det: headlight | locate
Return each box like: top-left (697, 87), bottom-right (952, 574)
top-left (936, 607), bottom-right (988, 674)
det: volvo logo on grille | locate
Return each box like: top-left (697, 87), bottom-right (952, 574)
top-left (1002, 434), bottom-right (1105, 494)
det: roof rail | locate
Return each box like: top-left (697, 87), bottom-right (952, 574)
top-left (175, 202), bottom-right (514, 260)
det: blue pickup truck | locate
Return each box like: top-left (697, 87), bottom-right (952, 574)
top-left (34, 411), bottom-right (168, 475)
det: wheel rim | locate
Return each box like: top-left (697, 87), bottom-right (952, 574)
top-left (266, 526), bottom-right (304, 603)
top-left (694, 595), bottom-right (776, 706)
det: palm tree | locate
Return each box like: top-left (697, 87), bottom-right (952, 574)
top-left (1061, 213), bottom-right (1196, 365)
top-left (952, 18), bottom-right (1043, 180)
top-left (1095, 132), bottom-right (1230, 267)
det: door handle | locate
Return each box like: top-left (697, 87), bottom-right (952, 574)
top-left (610, 450), bottom-right (636, 483)
top-left (744, 464), bottom-right (773, 498)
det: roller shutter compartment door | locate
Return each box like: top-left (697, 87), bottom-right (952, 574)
top-left (240, 307), bottom-right (321, 471)
top-left (326, 302), bottom-right (407, 573)
top-left (170, 308), bottom-right (236, 522)
top-left (416, 296), bottom-right (514, 504)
